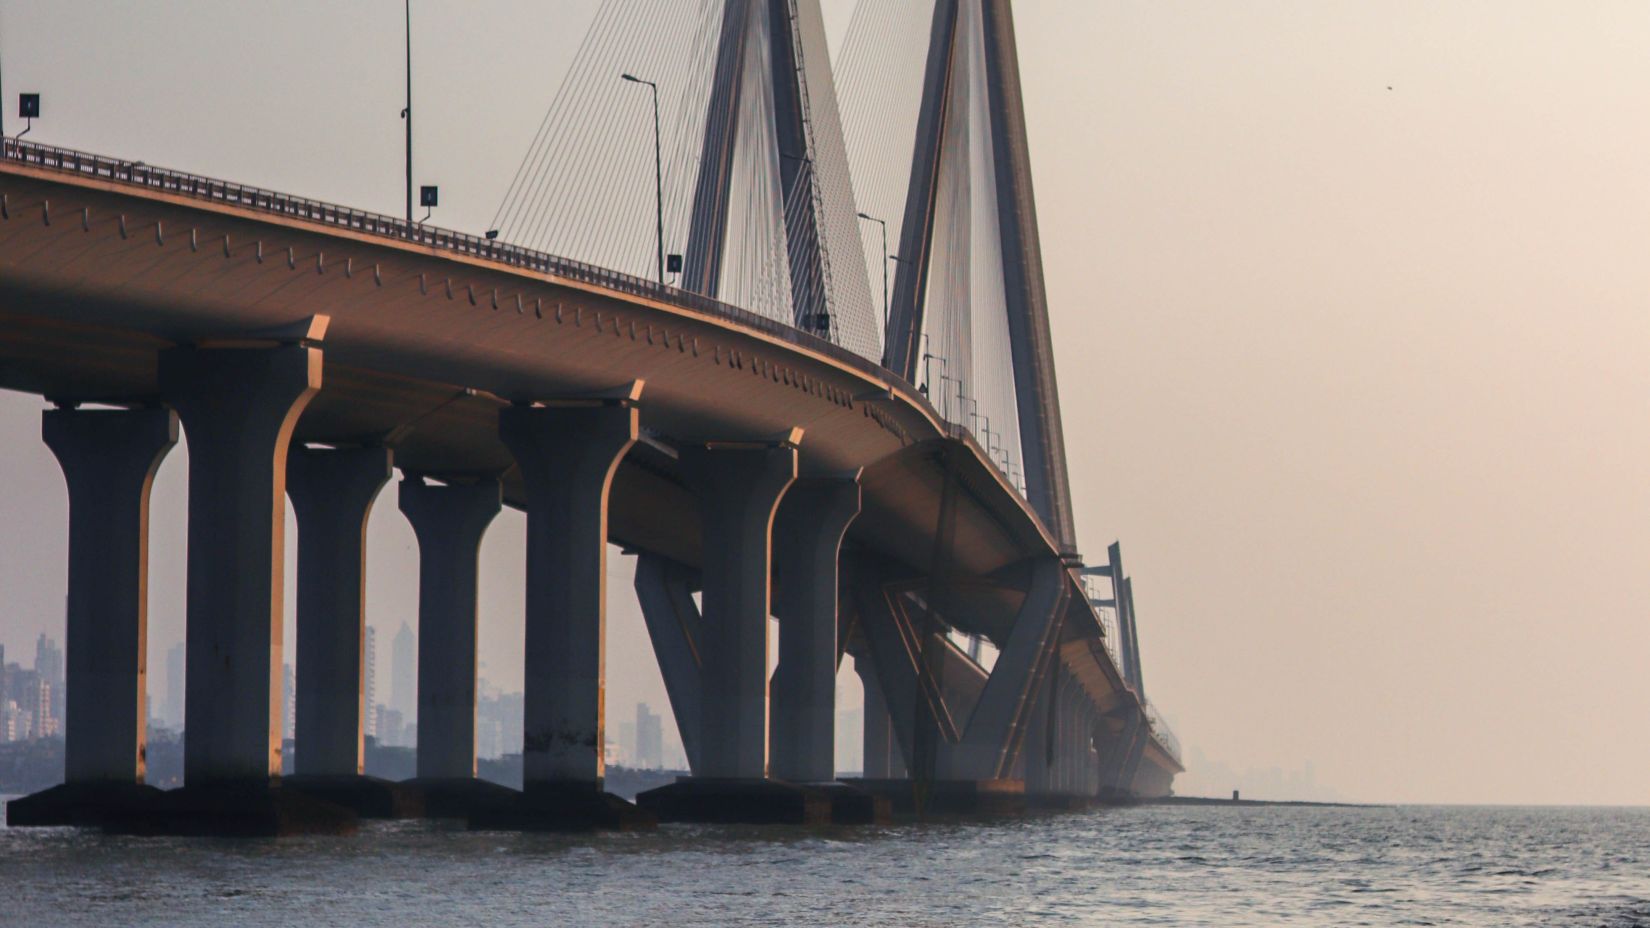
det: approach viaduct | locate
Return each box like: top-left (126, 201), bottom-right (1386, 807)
top-left (0, 0), bottom-right (1182, 835)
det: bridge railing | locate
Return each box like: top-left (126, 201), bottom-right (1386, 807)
top-left (1143, 701), bottom-right (1182, 766)
top-left (1, 139), bottom-right (1044, 530)
top-left (0, 137), bottom-right (902, 387)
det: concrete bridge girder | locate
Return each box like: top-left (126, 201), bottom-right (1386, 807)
top-left (0, 154), bottom-right (1179, 815)
top-left (0, 169), bottom-right (1067, 592)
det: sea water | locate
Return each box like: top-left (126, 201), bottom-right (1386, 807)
top-left (1, 801), bottom-right (1645, 926)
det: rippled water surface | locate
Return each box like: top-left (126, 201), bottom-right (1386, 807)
top-left (1, 802), bottom-right (1646, 926)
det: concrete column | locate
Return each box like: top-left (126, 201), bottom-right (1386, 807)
top-left (287, 445), bottom-right (393, 776)
top-left (398, 476), bottom-right (501, 780)
top-left (769, 475), bottom-right (861, 783)
top-left (499, 398), bottom-right (638, 792)
top-left (1056, 676), bottom-right (1077, 793)
top-left (1097, 711), bottom-right (1140, 794)
top-left (160, 344), bottom-right (320, 785)
top-left (45, 405), bottom-right (177, 784)
top-left (1022, 673), bottom-right (1053, 794)
top-left (1078, 701), bottom-right (1097, 796)
top-left (680, 439), bottom-right (798, 780)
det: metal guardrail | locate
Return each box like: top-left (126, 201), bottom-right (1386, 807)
top-left (0, 138), bottom-right (1045, 493)
top-left (1144, 701), bottom-right (1181, 765)
top-left (0, 137), bottom-right (901, 387)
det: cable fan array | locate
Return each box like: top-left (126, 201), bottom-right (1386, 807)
top-left (489, 0), bottom-right (878, 361)
top-left (838, 0), bottom-right (1026, 491)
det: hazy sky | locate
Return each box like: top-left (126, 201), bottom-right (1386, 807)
top-left (0, 1), bottom-right (1645, 805)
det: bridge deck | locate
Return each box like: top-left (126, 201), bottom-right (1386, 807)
top-left (0, 140), bottom-right (1180, 775)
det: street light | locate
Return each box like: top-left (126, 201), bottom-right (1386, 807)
top-left (622, 73), bottom-right (664, 286)
top-left (402, 0), bottom-right (414, 226)
top-left (856, 212), bottom-right (889, 332)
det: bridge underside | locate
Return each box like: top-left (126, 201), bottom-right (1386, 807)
top-left (0, 153), bottom-right (1177, 831)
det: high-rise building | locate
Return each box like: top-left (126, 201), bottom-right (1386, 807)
top-left (636, 702), bottom-right (662, 769)
top-left (165, 642), bottom-right (186, 730)
top-left (374, 705), bottom-right (405, 748)
top-left (22, 673), bottom-right (54, 739)
top-left (364, 625), bottom-right (378, 739)
top-left (36, 634), bottom-right (64, 724)
top-left (390, 621), bottom-right (416, 725)
top-left (282, 663), bottom-right (295, 741)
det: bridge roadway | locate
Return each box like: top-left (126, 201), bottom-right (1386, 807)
top-left (0, 140), bottom-right (1179, 833)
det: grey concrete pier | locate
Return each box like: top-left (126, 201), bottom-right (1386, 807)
top-left (484, 394), bottom-right (654, 830)
top-left (637, 438), bottom-right (805, 823)
top-left (284, 444), bottom-right (420, 817)
top-left (680, 438), bottom-right (797, 780)
top-left (163, 341), bottom-right (321, 786)
top-left (6, 405), bottom-right (177, 828)
top-left (289, 445), bottom-right (392, 777)
top-left (127, 338), bottom-right (354, 835)
top-left (769, 475), bottom-right (861, 784)
top-left (398, 474), bottom-right (502, 817)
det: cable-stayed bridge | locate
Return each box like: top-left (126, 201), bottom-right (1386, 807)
top-left (1, 0), bottom-right (1179, 834)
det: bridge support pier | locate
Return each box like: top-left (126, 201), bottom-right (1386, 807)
top-left (99, 340), bottom-right (361, 836)
top-left (1023, 674), bottom-right (1054, 798)
top-left (282, 445), bottom-right (418, 818)
top-left (1096, 711), bottom-right (1138, 802)
top-left (398, 474), bottom-right (512, 818)
top-left (638, 439), bottom-right (836, 824)
top-left (166, 342), bottom-right (322, 788)
top-left (471, 397), bottom-right (653, 831)
top-left (769, 475), bottom-right (860, 783)
top-left (768, 476), bottom-right (885, 823)
top-left (7, 406), bottom-right (176, 828)
top-left (1078, 700), bottom-right (1098, 799)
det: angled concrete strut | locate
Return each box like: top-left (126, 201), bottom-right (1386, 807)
top-left (943, 556), bottom-right (1068, 780)
top-left (634, 554), bottom-right (705, 773)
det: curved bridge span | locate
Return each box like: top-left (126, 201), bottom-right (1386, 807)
top-left (2, 136), bottom-right (1178, 830)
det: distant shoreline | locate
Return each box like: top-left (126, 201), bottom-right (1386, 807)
top-left (1150, 795), bottom-right (1368, 808)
